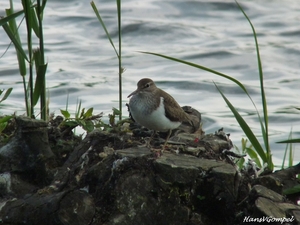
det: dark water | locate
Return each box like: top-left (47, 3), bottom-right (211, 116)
top-left (1, 0), bottom-right (300, 164)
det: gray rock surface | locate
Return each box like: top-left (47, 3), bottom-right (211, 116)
top-left (0, 116), bottom-right (300, 225)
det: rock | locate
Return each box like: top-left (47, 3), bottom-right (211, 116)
top-left (78, 143), bottom-right (241, 225)
top-left (255, 197), bottom-right (286, 218)
top-left (249, 185), bottom-right (284, 202)
top-left (0, 116), bottom-right (54, 188)
top-left (0, 172), bottom-right (37, 198)
top-left (254, 175), bottom-right (283, 194)
top-left (246, 184), bottom-right (300, 224)
top-left (116, 147), bottom-right (152, 158)
top-left (1, 117), bottom-right (300, 225)
top-left (200, 130), bottom-right (233, 154)
top-left (0, 190), bottom-right (94, 225)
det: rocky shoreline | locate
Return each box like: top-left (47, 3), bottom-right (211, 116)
top-left (0, 115), bottom-right (299, 225)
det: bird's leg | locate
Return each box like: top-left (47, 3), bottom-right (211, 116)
top-left (162, 129), bottom-right (172, 152)
top-left (146, 130), bottom-right (156, 148)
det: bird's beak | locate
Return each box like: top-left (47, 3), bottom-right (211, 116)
top-left (127, 89), bottom-right (138, 98)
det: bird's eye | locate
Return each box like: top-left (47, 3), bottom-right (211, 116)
top-left (145, 83), bottom-right (150, 88)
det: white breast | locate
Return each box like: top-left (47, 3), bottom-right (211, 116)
top-left (130, 97), bottom-right (181, 132)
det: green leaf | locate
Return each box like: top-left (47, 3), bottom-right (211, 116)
top-left (4, 7), bottom-right (28, 74)
top-left (22, 0), bottom-right (34, 35)
top-left (0, 115), bottom-right (13, 123)
top-left (60, 109), bottom-right (70, 119)
top-left (84, 108), bottom-right (93, 118)
top-left (245, 147), bottom-right (262, 168)
top-left (79, 108), bottom-right (86, 119)
top-left (214, 82), bottom-right (268, 164)
top-left (0, 88), bottom-right (13, 103)
top-left (0, 9), bottom-right (24, 26)
top-left (109, 113), bottom-right (116, 126)
top-left (2, 22), bottom-right (29, 64)
top-left (41, 0), bottom-right (47, 16)
top-left (241, 138), bottom-right (247, 152)
top-left (63, 120), bottom-right (78, 128)
top-left (32, 62), bottom-right (47, 106)
top-left (140, 51), bottom-right (249, 94)
top-left (31, 7), bottom-right (40, 38)
top-left (83, 120), bottom-right (94, 132)
top-left (283, 184), bottom-right (300, 195)
top-left (112, 107), bottom-right (121, 115)
top-left (0, 122), bottom-right (7, 133)
top-left (237, 157), bottom-right (245, 170)
top-left (0, 115), bottom-right (12, 134)
top-left (277, 139), bottom-right (300, 144)
top-left (90, 1), bottom-right (119, 57)
top-left (78, 119), bottom-right (85, 126)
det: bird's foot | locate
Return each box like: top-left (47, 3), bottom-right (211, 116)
top-left (150, 147), bottom-right (163, 157)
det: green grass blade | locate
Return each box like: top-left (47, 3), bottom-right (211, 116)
top-left (281, 130), bottom-right (292, 169)
top-left (236, 0), bottom-right (270, 158)
top-left (75, 99), bottom-right (82, 119)
top-left (116, 0), bottom-right (122, 120)
top-left (245, 147), bottom-right (262, 168)
top-left (277, 139), bottom-right (300, 144)
top-left (0, 10), bottom-right (24, 26)
top-left (288, 139), bottom-right (293, 168)
top-left (31, 7), bottom-right (40, 38)
top-left (33, 63), bottom-right (47, 106)
top-left (0, 88), bottom-right (13, 103)
top-left (21, 0), bottom-right (34, 60)
top-left (22, 0), bottom-right (35, 117)
top-left (41, 0), bottom-right (47, 15)
top-left (4, 6), bottom-right (28, 74)
top-left (283, 128), bottom-right (294, 168)
top-left (140, 51), bottom-right (249, 93)
top-left (22, 0), bottom-right (33, 38)
top-left (4, 2), bottom-right (28, 77)
top-left (214, 82), bottom-right (268, 164)
top-left (37, 0), bottom-right (47, 120)
top-left (2, 23), bottom-right (29, 64)
top-left (117, 0), bottom-right (121, 58)
top-left (65, 92), bottom-right (69, 111)
top-left (91, 1), bottom-right (119, 57)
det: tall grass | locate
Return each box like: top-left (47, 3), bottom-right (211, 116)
top-left (91, 0), bottom-right (124, 121)
top-left (0, 0), bottom-right (48, 120)
top-left (141, 0), bottom-right (274, 170)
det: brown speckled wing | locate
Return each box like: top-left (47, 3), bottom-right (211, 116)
top-left (161, 89), bottom-right (191, 123)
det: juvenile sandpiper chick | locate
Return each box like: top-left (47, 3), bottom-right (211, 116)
top-left (127, 78), bottom-right (192, 150)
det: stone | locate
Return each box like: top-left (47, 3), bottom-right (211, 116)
top-left (255, 197), bottom-right (286, 218)
top-left (250, 185), bottom-right (285, 202)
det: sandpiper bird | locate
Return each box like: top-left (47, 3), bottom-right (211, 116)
top-left (127, 78), bottom-right (192, 150)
